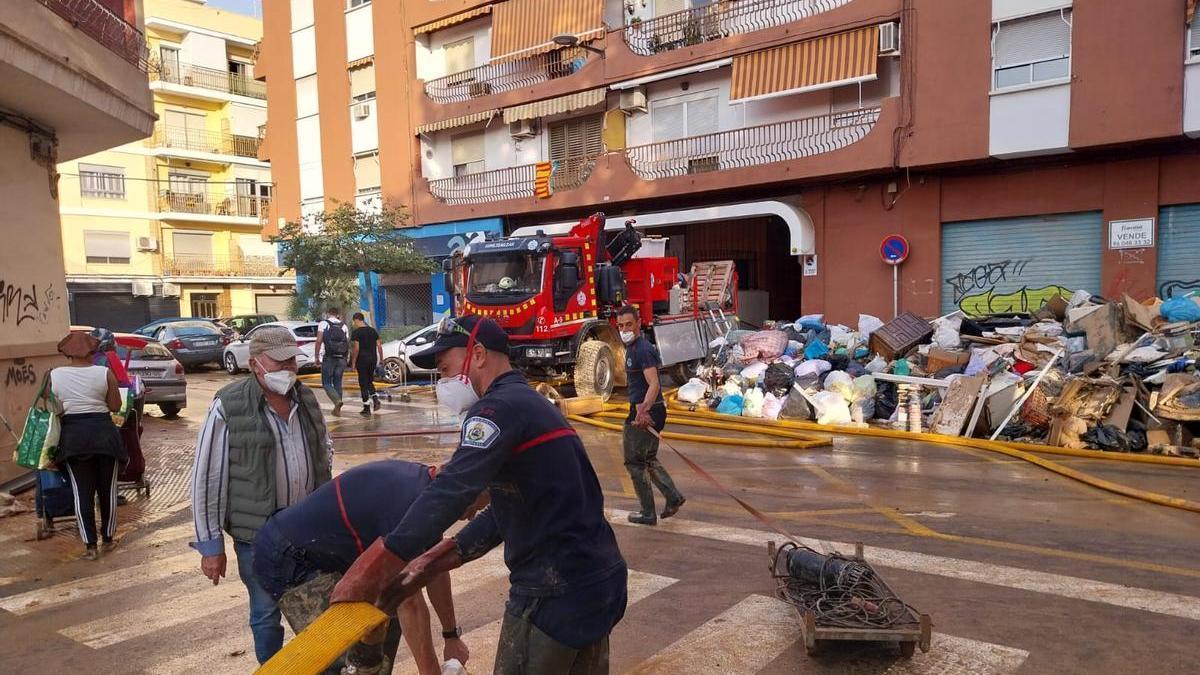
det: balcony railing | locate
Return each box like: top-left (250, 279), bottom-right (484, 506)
top-left (623, 0), bottom-right (852, 56)
top-left (424, 48), bottom-right (591, 104)
top-left (39, 0), bottom-right (149, 70)
top-left (624, 107), bottom-right (881, 180)
top-left (157, 189), bottom-right (271, 219)
top-left (427, 156), bottom-right (599, 205)
top-left (151, 125), bottom-right (261, 158)
top-left (163, 253), bottom-right (289, 278)
top-left (151, 61), bottom-right (267, 100)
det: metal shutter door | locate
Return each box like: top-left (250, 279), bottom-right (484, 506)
top-left (1158, 204), bottom-right (1200, 299)
top-left (73, 293), bottom-right (151, 333)
top-left (941, 211), bottom-right (1102, 316)
top-left (255, 294), bottom-right (295, 319)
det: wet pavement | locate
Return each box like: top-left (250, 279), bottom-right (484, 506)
top-left (0, 369), bottom-right (1198, 674)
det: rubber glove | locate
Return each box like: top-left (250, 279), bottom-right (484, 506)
top-left (330, 537), bottom-right (409, 608)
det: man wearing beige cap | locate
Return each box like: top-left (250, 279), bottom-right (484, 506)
top-left (189, 324), bottom-right (333, 664)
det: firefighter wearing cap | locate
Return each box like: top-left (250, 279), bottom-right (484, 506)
top-left (332, 316), bottom-right (628, 674)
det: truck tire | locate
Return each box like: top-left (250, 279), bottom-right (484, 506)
top-left (669, 359), bottom-right (702, 387)
top-left (574, 340), bottom-right (615, 401)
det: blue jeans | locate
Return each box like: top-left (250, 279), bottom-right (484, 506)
top-left (234, 539), bottom-right (284, 664)
top-left (320, 356), bottom-right (347, 404)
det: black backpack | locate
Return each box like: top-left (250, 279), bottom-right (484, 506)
top-left (324, 321), bottom-right (349, 357)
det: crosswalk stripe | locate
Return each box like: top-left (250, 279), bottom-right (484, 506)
top-left (118, 523), bottom-right (194, 552)
top-left (871, 634), bottom-right (1029, 674)
top-left (608, 509), bottom-right (1200, 622)
top-left (0, 547), bottom-right (30, 559)
top-left (631, 594), bottom-right (800, 674)
top-left (60, 583), bottom-right (247, 649)
top-left (0, 552), bottom-right (196, 615)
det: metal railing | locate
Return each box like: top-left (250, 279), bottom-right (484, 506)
top-left (623, 0), bottom-right (852, 56)
top-left (38, 0), bottom-right (149, 70)
top-left (157, 189), bottom-right (271, 218)
top-left (151, 125), bottom-right (260, 158)
top-left (624, 107), bottom-right (881, 180)
top-left (427, 156), bottom-right (599, 205)
top-left (151, 61), bottom-right (267, 99)
top-left (424, 48), bottom-right (591, 104)
top-left (163, 253), bottom-right (290, 278)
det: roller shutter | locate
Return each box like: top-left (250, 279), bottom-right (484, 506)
top-left (256, 294), bottom-right (295, 319)
top-left (1157, 204), bottom-right (1200, 299)
top-left (940, 212), bottom-right (1102, 316)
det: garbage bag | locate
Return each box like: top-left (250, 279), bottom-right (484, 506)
top-left (829, 325), bottom-right (856, 347)
top-left (812, 391), bottom-right (852, 425)
top-left (721, 379), bottom-right (743, 398)
top-left (780, 392), bottom-right (813, 420)
top-left (716, 394), bottom-right (744, 416)
top-left (762, 393), bottom-right (783, 420)
top-left (764, 362), bottom-right (795, 396)
top-left (1161, 296), bottom-right (1200, 323)
top-left (795, 359), bottom-right (832, 379)
top-left (858, 314), bottom-right (884, 339)
top-left (677, 378), bottom-right (709, 404)
top-left (1082, 424), bottom-right (1144, 453)
top-left (875, 381), bottom-right (898, 420)
top-left (784, 340), bottom-right (803, 358)
top-left (796, 314), bottom-right (825, 331)
top-left (844, 361), bottom-right (868, 379)
top-left (740, 362), bottom-right (769, 381)
top-left (742, 389), bottom-right (766, 417)
top-left (865, 355), bottom-right (888, 373)
top-left (725, 329), bottom-right (754, 346)
top-left (851, 375), bottom-right (877, 401)
top-left (784, 326), bottom-right (806, 343)
top-left (824, 371), bottom-right (856, 402)
top-left (740, 330), bottom-right (790, 363)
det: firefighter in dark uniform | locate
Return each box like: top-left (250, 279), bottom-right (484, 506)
top-left (332, 316), bottom-right (628, 674)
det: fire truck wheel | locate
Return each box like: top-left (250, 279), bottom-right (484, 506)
top-left (574, 340), bottom-right (615, 401)
top-left (669, 359), bottom-right (702, 387)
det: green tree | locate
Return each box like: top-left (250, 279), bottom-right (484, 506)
top-left (272, 201), bottom-right (436, 319)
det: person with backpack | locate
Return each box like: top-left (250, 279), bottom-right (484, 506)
top-left (315, 308), bottom-right (350, 416)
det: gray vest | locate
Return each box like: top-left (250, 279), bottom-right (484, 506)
top-left (215, 376), bottom-right (331, 543)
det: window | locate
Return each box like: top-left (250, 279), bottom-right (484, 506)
top-left (451, 131), bottom-right (485, 177)
top-left (163, 109), bottom-right (208, 151)
top-left (173, 231), bottom-right (213, 259)
top-left (159, 45), bottom-right (180, 82)
top-left (79, 164), bottom-right (126, 199)
top-left (444, 37), bottom-right (475, 76)
top-left (168, 171), bottom-right (208, 194)
top-left (348, 0), bottom-right (370, 7)
top-left (228, 60), bottom-right (253, 96)
top-left (84, 231), bottom-right (131, 264)
top-left (992, 9), bottom-right (1072, 91)
top-left (354, 152), bottom-right (381, 192)
top-left (548, 115), bottom-right (604, 161)
top-left (190, 294), bottom-right (220, 319)
top-left (350, 63), bottom-right (376, 102)
top-left (1190, 20), bottom-right (1200, 59)
top-left (650, 90), bottom-right (719, 141)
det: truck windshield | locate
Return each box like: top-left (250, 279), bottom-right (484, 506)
top-left (468, 253), bottom-right (542, 297)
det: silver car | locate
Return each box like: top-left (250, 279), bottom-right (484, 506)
top-left (380, 323), bottom-right (440, 383)
top-left (222, 321), bottom-right (319, 374)
top-left (115, 333), bottom-right (187, 418)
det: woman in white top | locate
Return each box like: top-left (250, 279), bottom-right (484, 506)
top-left (50, 332), bottom-right (124, 561)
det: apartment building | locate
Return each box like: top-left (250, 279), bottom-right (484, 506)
top-left (258, 0), bottom-right (1200, 327)
top-left (1, 0), bottom-right (155, 483)
top-left (58, 0), bottom-right (291, 332)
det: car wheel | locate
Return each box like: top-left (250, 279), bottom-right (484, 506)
top-left (381, 357), bottom-right (406, 384)
top-left (224, 353), bottom-right (240, 375)
top-left (159, 402), bottom-right (181, 419)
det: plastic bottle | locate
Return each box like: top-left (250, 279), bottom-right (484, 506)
top-left (442, 659), bottom-right (467, 675)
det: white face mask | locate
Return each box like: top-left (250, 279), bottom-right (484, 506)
top-left (620, 331), bottom-right (636, 344)
top-left (436, 374), bottom-right (479, 414)
top-left (254, 361), bottom-right (297, 395)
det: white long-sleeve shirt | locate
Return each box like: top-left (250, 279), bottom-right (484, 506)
top-left (189, 397), bottom-right (334, 556)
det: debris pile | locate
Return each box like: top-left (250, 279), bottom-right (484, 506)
top-left (681, 291), bottom-right (1200, 457)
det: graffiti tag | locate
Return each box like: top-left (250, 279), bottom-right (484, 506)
top-left (4, 359), bottom-right (37, 387)
top-left (1159, 279), bottom-right (1200, 299)
top-left (944, 259), bottom-right (1033, 305)
top-left (0, 281), bottom-right (59, 327)
top-left (958, 285), bottom-right (1073, 317)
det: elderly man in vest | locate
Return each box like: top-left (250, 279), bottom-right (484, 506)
top-left (190, 324), bottom-right (333, 664)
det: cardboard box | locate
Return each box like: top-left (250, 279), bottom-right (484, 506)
top-left (926, 347), bottom-right (971, 373)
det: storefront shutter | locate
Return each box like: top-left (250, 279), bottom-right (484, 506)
top-left (1157, 204), bottom-right (1200, 299)
top-left (940, 212), bottom-right (1102, 316)
top-left (993, 9), bottom-right (1072, 69)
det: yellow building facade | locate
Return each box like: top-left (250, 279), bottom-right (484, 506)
top-left (58, 0), bottom-right (293, 332)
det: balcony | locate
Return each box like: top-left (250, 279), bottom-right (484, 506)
top-left (151, 125), bottom-right (261, 159)
top-left (624, 107), bottom-right (882, 180)
top-left (163, 253), bottom-right (290, 279)
top-left (151, 61), bottom-right (267, 100)
top-left (427, 156), bottom-right (599, 205)
top-left (38, 0), bottom-right (149, 70)
top-left (424, 48), bottom-right (592, 104)
top-left (157, 188), bottom-right (271, 221)
top-left (623, 0), bottom-right (852, 56)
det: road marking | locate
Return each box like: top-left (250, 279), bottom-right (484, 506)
top-left (118, 523), bottom-right (195, 552)
top-left (60, 583), bottom-right (247, 649)
top-left (630, 594), bottom-right (800, 674)
top-left (0, 552), bottom-right (196, 615)
top-left (0, 547), bottom-right (30, 559)
top-left (143, 621), bottom-right (295, 675)
top-left (447, 549), bottom-right (510, 595)
top-left (856, 634), bottom-right (1029, 674)
top-left (608, 509), bottom-right (1200, 622)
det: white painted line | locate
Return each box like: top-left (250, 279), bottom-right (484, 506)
top-left (60, 584), bottom-right (247, 648)
top-left (0, 552), bottom-right (196, 615)
top-left (0, 548), bottom-right (30, 559)
top-left (630, 594), bottom-right (800, 675)
top-left (608, 509), bottom-right (1200, 623)
top-left (870, 634), bottom-right (1029, 674)
top-left (118, 523), bottom-right (194, 552)
top-left (143, 619), bottom-right (294, 675)
top-left (447, 549), bottom-right (510, 596)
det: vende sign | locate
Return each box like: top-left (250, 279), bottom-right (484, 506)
top-left (1108, 218), bottom-right (1155, 250)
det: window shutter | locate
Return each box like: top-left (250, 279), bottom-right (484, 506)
top-left (451, 132), bottom-right (485, 165)
top-left (354, 153), bottom-right (381, 191)
top-left (350, 64), bottom-right (376, 98)
top-left (994, 10), bottom-right (1072, 68)
top-left (172, 232), bottom-right (213, 256)
top-left (1190, 20), bottom-right (1200, 53)
top-left (296, 75), bottom-right (319, 118)
top-left (549, 122), bottom-right (569, 162)
top-left (652, 101), bottom-right (685, 141)
top-left (84, 231), bottom-right (129, 258)
top-left (656, 0), bottom-right (685, 17)
top-left (444, 38), bottom-right (475, 75)
top-left (686, 95), bottom-right (719, 136)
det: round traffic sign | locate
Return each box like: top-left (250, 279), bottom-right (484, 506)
top-left (880, 234), bottom-right (910, 266)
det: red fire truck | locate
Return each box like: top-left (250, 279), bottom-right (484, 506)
top-left (448, 212), bottom-right (737, 398)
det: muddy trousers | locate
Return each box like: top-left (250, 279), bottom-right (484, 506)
top-left (494, 605), bottom-right (609, 675)
top-left (277, 573), bottom-right (401, 675)
top-left (622, 418), bottom-right (683, 518)
top-left (63, 455), bottom-right (118, 546)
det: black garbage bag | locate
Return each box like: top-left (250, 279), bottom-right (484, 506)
top-left (1083, 424), bottom-right (1142, 452)
top-left (784, 326), bottom-right (806, 344)
top-left (780, 393), bottom-right (813, 420)
top-left (764, 363), bottom-right (795, 397)
top-left (875, 381), bottom-right (898, 420)
top-left (933, 364), bottom-right (967, 379)
top-left (826, 354), bottom-right (851, 372)
top-left (844, 361), bottom-right (868, 379)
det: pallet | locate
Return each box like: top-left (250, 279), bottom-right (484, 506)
top-left (768, 541), bottom-right (932, 658)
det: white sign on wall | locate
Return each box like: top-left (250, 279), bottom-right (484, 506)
top-left (1108, 218), bottom-right (1155, 250)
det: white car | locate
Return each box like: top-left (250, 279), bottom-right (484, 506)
top-left (223, 321), bottom-right (320, 374)
top-left (380, 323), bottom-right (440, 383)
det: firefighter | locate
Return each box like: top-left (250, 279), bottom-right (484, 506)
top-left (616, 306), bottom-right (686, 526)
top-left (331, 316), bottom-right (628, 674)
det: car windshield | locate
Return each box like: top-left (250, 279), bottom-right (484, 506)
top-left (172, 322), bottom-right (221, 336)
top-left (116, 342), bottom-right (174, 361)
top-left (468, 253), bottom-right (542, 296)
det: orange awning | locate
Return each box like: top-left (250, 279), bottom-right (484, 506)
top-left (490, 0), bottom-right (605, 63)
top-left (1189, 0), bottom-right (1197, 23)
top-left (413, 5), bottom-right (493, 35)
top-left (731, 25), bottom-right (880, 102)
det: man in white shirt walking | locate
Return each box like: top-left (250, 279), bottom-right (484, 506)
top-left (315, 307), bottom-right (351, 416)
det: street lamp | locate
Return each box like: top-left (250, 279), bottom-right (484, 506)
top-left (552, 33), bottom-right (605, 57)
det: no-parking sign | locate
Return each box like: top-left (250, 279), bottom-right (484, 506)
top-left (880, 235), bottom-right (910, 266)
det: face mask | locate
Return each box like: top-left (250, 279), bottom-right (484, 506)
top-left (620, 331), bottom-right (636, 344)
top-left (436, 374), bottom-right (479, 415)
top-left (254, 361), bottom-right (297, 395)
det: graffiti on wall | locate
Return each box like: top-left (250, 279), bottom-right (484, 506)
top-left (958, 285), bottom-right (1073, 317)
top-left (4, 359), bottom-right (37, 388)
top-left (0, 280), bottom-right (61, 327)
top-left (1159, 280), bottom-right (1200, 299)
top-left (945, 258), bottom-right (1074, 317)
top-left (944, 259), bottom-right (1032, 306)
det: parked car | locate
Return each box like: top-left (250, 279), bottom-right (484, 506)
top-left (114, 333), bottom-right (186, 418)
top-left (219, 314), bottom-right (279, 336)
top-left (223, 321), bottom-right (319, 374)
top-left (135, 317), bottom-right (235, 340)
top-left (144, 320), bottom-right (229, 370)
top-left (380, 323), bottom-right (440, 383)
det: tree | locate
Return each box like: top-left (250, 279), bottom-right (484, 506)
top-left (273, 201), bottom-right (436, 319)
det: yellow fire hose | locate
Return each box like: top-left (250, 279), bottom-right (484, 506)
top-left (297, 372), bottom-right (434, 393)
top-left (569, 406), bottom-right (829, 450)
top-left (257, 603), bottom-right (387, 674)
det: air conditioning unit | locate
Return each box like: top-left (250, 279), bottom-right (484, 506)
top-left (509, 118), bottom-right (537, 139)
top-left (131, 280), bottom-right (154, 297)
top-left (161, 282), bottom-right (181, 298)
top-left (878, 22), bottom-right (900, 54)
top-left (468, 81), bottom-right (493, 98)
top-left (619, 88), bottom-right (648, 114)
top-left (352, 103), bottom-right (372, 120)
top-left (136, 236), bottom-right (158, 252)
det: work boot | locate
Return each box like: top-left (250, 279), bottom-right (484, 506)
top-left (627, 512), bottom-right (657, 526)
top-left (82, 546), bottom-right (99, 561)
top-left (371, 395), bottom-right (381, 411)
top-left (661, 497), bottom-right (686, 520)
top-left (332, 401), bottom-right (343, 416)
top-left (359, 405), bottom-right (371, 417)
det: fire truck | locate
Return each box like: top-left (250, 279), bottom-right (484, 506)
top-left (448, 212), bottom-right (737, 398)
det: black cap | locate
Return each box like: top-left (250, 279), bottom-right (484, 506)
top-left (410, 316), bottom-right (509, 370)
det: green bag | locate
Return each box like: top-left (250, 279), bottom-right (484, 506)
top-left (14, 374), bottom-right (58, 470)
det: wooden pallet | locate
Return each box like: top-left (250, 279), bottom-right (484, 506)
top-left (680, 260), bottom-right (736, 314)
